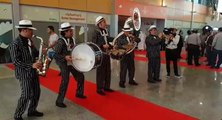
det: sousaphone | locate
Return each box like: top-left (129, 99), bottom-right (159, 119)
top-left (110, 8), bottom-right (141, 60)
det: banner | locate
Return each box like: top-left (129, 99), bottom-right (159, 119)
top-left (60, 10), bottom-right (86, 23)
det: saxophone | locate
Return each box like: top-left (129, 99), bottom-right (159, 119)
top-left (33, 35), bottom-right (49, 76)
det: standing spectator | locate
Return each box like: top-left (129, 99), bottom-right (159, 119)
top-left (47, 26), bottom-right (59, 68)
top-left (177, 30), bottom-right (184, 59)
top-left (199, 25), bottom-right (212, 57)
top-left (211, 27), bottom-right (222, 69)
top-left (165, 28), bottom-right (182, 78)
top-left (184, 30), bottom-right (192, 42)
top-left (185, 30), bottom-right (201, 66)
top-left (137, 31), bottom-right (146, 50)
top-left (205, 31), bottom-right (217, 66)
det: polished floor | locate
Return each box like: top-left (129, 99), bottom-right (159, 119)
top-left (1, 53), bottom-right (222, 120)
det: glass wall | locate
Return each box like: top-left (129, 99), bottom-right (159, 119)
top-left (0, 3), bottom-right (13, 63)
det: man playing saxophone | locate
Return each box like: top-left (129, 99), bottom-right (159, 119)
top-left (10, 20), bottom-right (43, 120)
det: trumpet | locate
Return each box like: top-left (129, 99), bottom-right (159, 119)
top-left (33, 35), bottom-right (49, 76)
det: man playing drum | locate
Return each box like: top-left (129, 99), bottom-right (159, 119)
top-left (54, 22), bottom-right (86, 108)
top-left (92, 16), bottom-right (114, 95)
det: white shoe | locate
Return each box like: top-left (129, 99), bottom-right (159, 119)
top-left (166, 75), bottom-right (170, 78)
top-left (175, 75), bottom-right (182, 78)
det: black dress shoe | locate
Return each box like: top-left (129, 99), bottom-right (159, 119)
top-left (104, 88), bottom-right (114, 92)
top-left (206, 64), bottom-right (211, 66)
top-left (215, 66), bottom-right (220, 69)
top-left (14, 117), bottom-right (23, 120)
top-left (195, 64), bottom-right (201, 66)
top-left (153, 78), bottom-right (162, 82)
top-left (56, 102), bottom-right (67, 108)
top-left (147, 80), bottom-right (156, 83)
top-left (119, 83), bottom-right (125, 88)
top-left (129, 81), bottom-right (138, 85)
top-left (28, 111), bottom-right (44, 117)
top-left (97, 90), bottom-right (106, 96)
top-left (75, 94), bottom-right (87, 99)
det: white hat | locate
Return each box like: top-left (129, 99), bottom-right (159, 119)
top-left (59, 22), bottom-right (74, 31)
top-left (95, 16), bottom-right (105, 25)
top-left (148, 25), bottom-right (157, 31)
top-left (122, 24), bottom-right (133, 32)
top-left (15, 20), bottom-right (36, 30)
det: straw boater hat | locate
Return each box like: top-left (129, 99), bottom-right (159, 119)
top-left (15, 20), bottom-right (37, 30)
top-left (148, 25), bottom-right (157, 31)
top-left (122, 24), bottom-right (133, 32)
top-left (95, 16), bottom-right (105, 25)
top-left (59, 22), bottom-right (74, 31)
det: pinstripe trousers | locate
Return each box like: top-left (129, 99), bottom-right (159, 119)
top-left (14, 73), bottom-right (40, 118)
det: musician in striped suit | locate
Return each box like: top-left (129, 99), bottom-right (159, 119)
top-left (54, 22), bottom-right (86, 108)
top-left (9, 20), bottom-right (43, 120)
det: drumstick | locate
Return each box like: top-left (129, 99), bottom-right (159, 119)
top-left (72, 58), bottom-right (85, 60)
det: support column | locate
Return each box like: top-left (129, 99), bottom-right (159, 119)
top-left (11, 0), bottom-right (20, 39)
top-left (190, 0), bottom-right (194, 30)
top-left (110, 15), bottom-right (118, 38)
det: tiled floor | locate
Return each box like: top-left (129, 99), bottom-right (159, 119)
top-left (1, 54), bottom-right (222, 120)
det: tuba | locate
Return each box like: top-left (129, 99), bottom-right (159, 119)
top-left (33, 35), bottom-right (49, 76)
top-left (110, 8), bottom-right (141, 60)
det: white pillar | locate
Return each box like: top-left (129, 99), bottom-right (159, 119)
top-left (11, 0), bottom-right (20, 39)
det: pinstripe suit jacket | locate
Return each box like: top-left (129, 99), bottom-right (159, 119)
top-left (9, 35), bottom-right (39, 80)
top-left (54, 37), bottom-right (75, 65)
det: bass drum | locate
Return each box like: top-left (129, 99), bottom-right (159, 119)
top-left (71, 42), bottom-right (103, 72)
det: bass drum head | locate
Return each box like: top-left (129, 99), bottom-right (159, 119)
top-left (71, 43), bottom-right (95, 72)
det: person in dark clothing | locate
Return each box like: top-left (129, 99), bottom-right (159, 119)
top-left (205, 31), bottom-right (217, 66)
top-left (145, 25), bottom-right (162, 83)
top-left (54, 22), bottom-right (86, 108)
top-left (185, 29), bottom-right (201, 66)
top-left (10, 20), bottom-right (43, 120)
top-left (165, 28), bottom-right (182, 78)
top-left (117, 24), bottom-right (141, 88)
top-left (177, 30), bottom-right (184, 59)
top-left (92, 16), bottom-right (114, 95)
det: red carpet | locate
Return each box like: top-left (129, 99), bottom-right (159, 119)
top-left (6, 64), bottom-right (197, 120)
top-left (134, 50), bottom-right (222, 72)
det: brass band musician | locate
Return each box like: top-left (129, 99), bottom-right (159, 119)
top-left (117, 24), bottom-right (140, 88)
top-left (92, 16), bottom-right (114, 95)
top-left (54, 22), bottom-right (86, 108)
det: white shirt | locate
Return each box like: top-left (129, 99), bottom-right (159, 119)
top-left (48, 33), bottom-right (59, 51)
top-left (165, 35), bottom-right (180, 49)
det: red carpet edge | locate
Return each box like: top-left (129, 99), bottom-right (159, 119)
top-left (6, 64), bottom-right (197, 120)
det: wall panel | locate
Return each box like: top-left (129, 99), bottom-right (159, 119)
top-left (0, 0), bottom-right (10, 3)
top-left (87, 0), bottom-right (112, 14)
top-left (20, 0), bottom-right (59, 8)
top-left (59, 0), bottom-right (86, 11)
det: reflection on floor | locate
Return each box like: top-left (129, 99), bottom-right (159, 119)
top-left (1, 51), bottom-right (222, 120)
